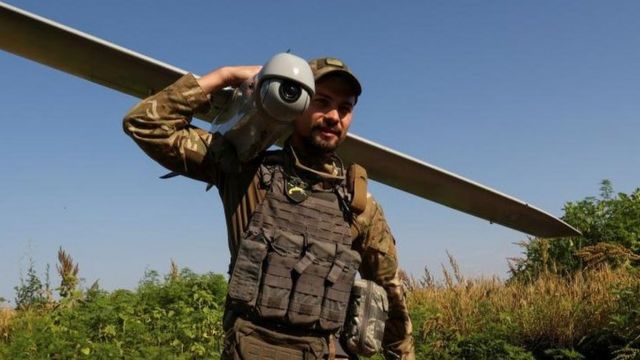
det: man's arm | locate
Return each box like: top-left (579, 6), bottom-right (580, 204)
top-left (356, 194), bottom-right (416, 360)
top-left (123, 66), bottom-right (260, 183)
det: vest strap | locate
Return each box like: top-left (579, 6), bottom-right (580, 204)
top-left (347, 164), bottom-right (367, 214)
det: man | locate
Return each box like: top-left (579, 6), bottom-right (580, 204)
top-left (123, 57), bottom-right (415, 360)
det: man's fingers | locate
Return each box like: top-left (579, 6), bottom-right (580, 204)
top-left (197, 65), bottom-right (261, 94)
top-left (225, 65), bottom-right (262, 87)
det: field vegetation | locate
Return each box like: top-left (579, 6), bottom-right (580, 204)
top-left (1, 181), bottom-right (639, 359)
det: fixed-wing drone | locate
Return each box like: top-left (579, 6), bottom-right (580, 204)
top-left (0, 2), bottom-right (580, 238)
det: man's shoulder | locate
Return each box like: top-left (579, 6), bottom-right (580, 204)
top-left (353, 192), bottom-right (395, 254)
top-left (355, 192), bottom-right (381, 222)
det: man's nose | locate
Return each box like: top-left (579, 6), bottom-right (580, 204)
top-left (324, 108), bottom-right (340, 124)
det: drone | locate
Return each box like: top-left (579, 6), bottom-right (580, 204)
top-left (0, 2), bottom-right (580, 238)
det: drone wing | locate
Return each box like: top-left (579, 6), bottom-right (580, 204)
top-left (0, 2), bottom-right (580, 237)
top-left (338, 135), bottom-right (578, 237)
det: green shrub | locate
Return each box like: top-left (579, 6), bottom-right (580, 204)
top-left (0, 267), bottom-right (227, 359)
top-left (512, 181), bottom-right (640, 280)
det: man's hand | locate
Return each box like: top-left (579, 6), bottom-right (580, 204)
top-left (197, 65), bottom-right (262, 94)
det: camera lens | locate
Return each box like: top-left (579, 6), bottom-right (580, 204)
top-left (279, 81), bottom-right (302, 103)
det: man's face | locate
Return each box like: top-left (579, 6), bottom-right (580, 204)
top-left (291, 74), bottom-right (357, 154)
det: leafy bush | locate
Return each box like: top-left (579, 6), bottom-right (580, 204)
top-left (0, 267), bottom-right (227, 359)
top-left (13, 258), bottom-right (50, 310)
top-left (512, 181), bottom-right (640, 280)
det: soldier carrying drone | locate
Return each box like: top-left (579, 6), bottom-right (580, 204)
top-left (123, 54), bottom-right (415, 360)
top-left (1, 3), bottom-right (581, 358)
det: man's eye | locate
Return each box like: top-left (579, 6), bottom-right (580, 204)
top-left (339, 105), bottom-right (353, 114)
top-left (313, 98), bottom-right (329, 107)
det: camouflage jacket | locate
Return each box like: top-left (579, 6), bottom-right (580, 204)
top-left (123, 74), bottom-right (415, 359)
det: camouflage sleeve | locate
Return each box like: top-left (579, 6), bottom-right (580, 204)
top-left (356, 194), bottom-right (415, 360)
top-left (123, 73), bottom-right (221, 183)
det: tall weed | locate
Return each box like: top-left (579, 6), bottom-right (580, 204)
top-left (408, 256), bottom-right (639, 358)
top-left (0, 308), bottom-right (14, 343)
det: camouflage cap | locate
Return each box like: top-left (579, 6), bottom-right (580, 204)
top-left (308, 57), bottom-right (362, 96)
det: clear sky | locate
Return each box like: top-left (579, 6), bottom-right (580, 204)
top-left (1, 1), bottom-right (639, 303)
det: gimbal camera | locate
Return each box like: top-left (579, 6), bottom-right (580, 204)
top-left (211, 53), bottom-right (315, 161)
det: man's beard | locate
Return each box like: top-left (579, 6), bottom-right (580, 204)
top-left (301, 127), bottom-right (341, 155)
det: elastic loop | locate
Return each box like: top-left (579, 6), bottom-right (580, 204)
top-left (326, 259), bottom-right (346, 284)
top-left (293, 252), bottom-right (316, 274)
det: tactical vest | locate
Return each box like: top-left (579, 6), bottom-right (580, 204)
top-left (227, 153), bottom-right (362, 333)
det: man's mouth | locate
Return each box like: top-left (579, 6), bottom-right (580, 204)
top-left (315, 127), bottom-right (340, 139)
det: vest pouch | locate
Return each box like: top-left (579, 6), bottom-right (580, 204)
top-left (256, 230), bottom-right (304, 320)
top-left (342, 279), bottom-right (388, 357)
top-left (287, 240), bottom-right (336, 327)
top-left (232, 317), bottom-right (325, 360)
top-left (228, 232), bottom-right (268, 307)
top-left (318, 247), bottom-right (362, 331)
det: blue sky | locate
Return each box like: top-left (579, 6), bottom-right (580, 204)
top-left (1, 1), bottom-right (639, 303)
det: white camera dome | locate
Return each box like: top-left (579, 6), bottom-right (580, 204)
top-left (260, 78), bottom-right (311, 120)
